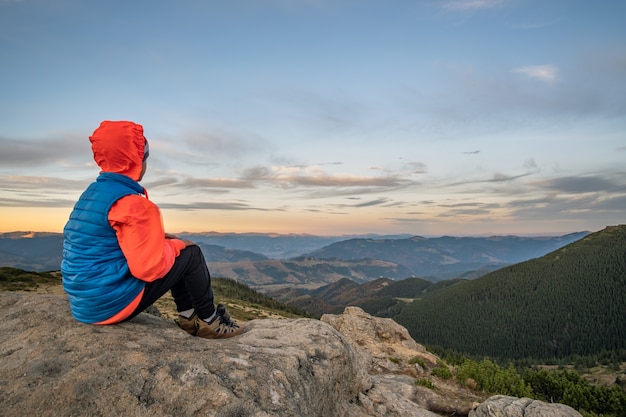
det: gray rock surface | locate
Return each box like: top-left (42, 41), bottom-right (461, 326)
top-left (469, 395), bottom-right (582, 417)
top-left (0, 294), bottom-right (582, 417)
top-left (1, 293), bottom-right (369, 417)
top-left (322, 306), bottom-right (483, 416)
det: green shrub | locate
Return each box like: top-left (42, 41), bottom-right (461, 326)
top-left (523, 368), bottom-right (626, 416)
top-left (408, 356), bottom-right (426, 367)
top-left (415, 378), bottom-right (434, 389)
top-left (431, 365), bottom-right (453, 379)
top-left (456, 358), bottom-right (532, 397)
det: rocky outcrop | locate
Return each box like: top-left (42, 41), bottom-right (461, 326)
top-left (469, 396), bottom-right (582, 417)
top-left (0, 294), bottom-right (581, 417)
top-left (321, 306), bottom-right (483, 416)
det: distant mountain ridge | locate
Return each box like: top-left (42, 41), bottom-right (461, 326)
top-left (305, 232), bottom-right (590, 280)
top-left (207, 257), bottom-right (413, 289)
top-left (0, 232), bottom-right (64, 272)
top-left (0, 231), bottom-right (590, 285)
top-left (179, 232), bottom-right (413, 259)
top-left (270, 225), bottom-right (626, 364)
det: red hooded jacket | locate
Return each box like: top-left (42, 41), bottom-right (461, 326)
top-left (90, 121), bottom-right (186, 323)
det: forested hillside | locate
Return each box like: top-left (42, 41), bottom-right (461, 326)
top-left (394, 225), bottom-right (626, 362)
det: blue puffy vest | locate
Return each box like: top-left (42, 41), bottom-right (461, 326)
top-left (61, 172), bottom-right (146, 323)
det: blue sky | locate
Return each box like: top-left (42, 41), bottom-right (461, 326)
top-left (1, 0), bottom-right (625, 236)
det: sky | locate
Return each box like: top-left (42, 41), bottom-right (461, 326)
top-left (1, 0), bottom-right (625, 237)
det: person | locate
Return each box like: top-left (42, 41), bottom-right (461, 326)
top-left (61, 120), bottom-right (244, 339)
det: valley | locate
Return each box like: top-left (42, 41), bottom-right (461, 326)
top-left (1, 226), bottom-right (625, 392)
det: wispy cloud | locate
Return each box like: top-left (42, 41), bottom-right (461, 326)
top-left (0, 136), bottom-right (90, 167)
top-left (506, 191), bottom-right (626, 223)
top-left (0, 197), bottom-right (76, 208)
top-left (0, 175), bottom-right (88, 192)
top-left (447, 172), bottom-right (533, 187)
top-left (180, 129), bottom-right (269, 158)
top-left (282, 173), bottom-right (408, 188)
top-left (440, 0), bottom-right (505, 11)
top-left (434, 201), bottom-right (502, 218)
top-left (158, 200), bottom-right (265, 211)
top-left (510, 18), bottom-right (561, 30)
top-left (512, 65), bottom-right (560, 83)
top-left (154, 164), bottom-right (417, 194)
top-left (253, 0), bottom-right (329, 10)
top-left (341, 197), bottom-right (391, 208)
top-left (531, 175), bottom-right (624, 194)
top-left (0, 175), bottom-right (90, 207)
top-left (181, 177), bottom-right (257, 189)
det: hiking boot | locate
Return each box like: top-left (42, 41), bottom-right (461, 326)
top-left (175, 313), bottom-right (198, 336)
top-left (196, 304), bottom-right (245, 339)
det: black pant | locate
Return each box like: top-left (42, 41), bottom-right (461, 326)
top-left (123, 245), bottom-right (215, 321)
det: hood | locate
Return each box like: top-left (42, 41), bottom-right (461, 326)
top-left (89, 121), bottom-right (147, 181)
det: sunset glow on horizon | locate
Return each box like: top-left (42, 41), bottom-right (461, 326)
top-left (1, 1), bottom-right (625, 237)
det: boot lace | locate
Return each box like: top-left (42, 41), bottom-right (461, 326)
top-left (216, 304), bottom-right (240, 329)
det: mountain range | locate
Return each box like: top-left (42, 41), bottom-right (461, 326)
top-left (0, 232), bottom-right (64, 272)
top-left (3, 225), bottom-right (626, 363)
top-left (269, 225), bottom-right (626, 363)
top-left (3, 223), bottom-right (625, 417)
top-left (395, 225), bottom-right (626, 361)
top-left (179, 232), bottom-right (413, 259)
top-left (304, 233), bottom-right (589, 280)
top-left (0, 230), bottom-right (589, 285)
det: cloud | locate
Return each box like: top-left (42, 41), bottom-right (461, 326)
top-left (505, 191), bottom-right (625, 224)
top-left (497, 172), bottom-right (626, 225)
top-left (436, 206), bottom-right (495, 217)
top-left (0, 135), bottom-right (91, 167)
top-left (350, 198), bottom-right (390, 208)
top-left (0, 197), bottom-right (76, 208)
top-left (180, 129), bottom-right (269, 159)
top-left (0, 175), bottom-right (88, 192)
top-left (447, 172), bottom-right (533, 187)
top-left (512, 65), bottom-right (560, 83)
top-left (181, 176), bottom-right (257, 189)
top-left (283, 174), bottom-right (408, 188)
top-left (142, 177), bottom-right (181, 189)
top-left (591, 194), bottom-right (626, 212)
top-left (399, 160), bottom-right (428, 174)
top-left (160, 164), bottom-right (417, 198)
top-left (531, 175), bottom-right (624, 194)
top-left (0, 175), bottom-right (91, 207)
top-left (510, 18), bottom-right (561, 30)
top-left (158, 200), bottom-right (266, 211)
top-left (440, 0), bottom-right (505, 11)
top-left (399, 51), bottom-right (626, 141)
top-left (253, 165), bottom-right (415, 190)
top-left (251, 0), bottom-right (329, 10)
top-left (254, 86), bottom-right (370, 136)
top-left (523, 158), bottom-right (538, 170)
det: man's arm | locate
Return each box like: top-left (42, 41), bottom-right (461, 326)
top-left (109, 194), bottom-right (186, 281)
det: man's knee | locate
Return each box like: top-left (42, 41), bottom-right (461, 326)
top-left (183, 244), bottom-right (204, 260)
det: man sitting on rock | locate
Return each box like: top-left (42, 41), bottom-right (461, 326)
top-left (61, 120), bottom-right (244, 339)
